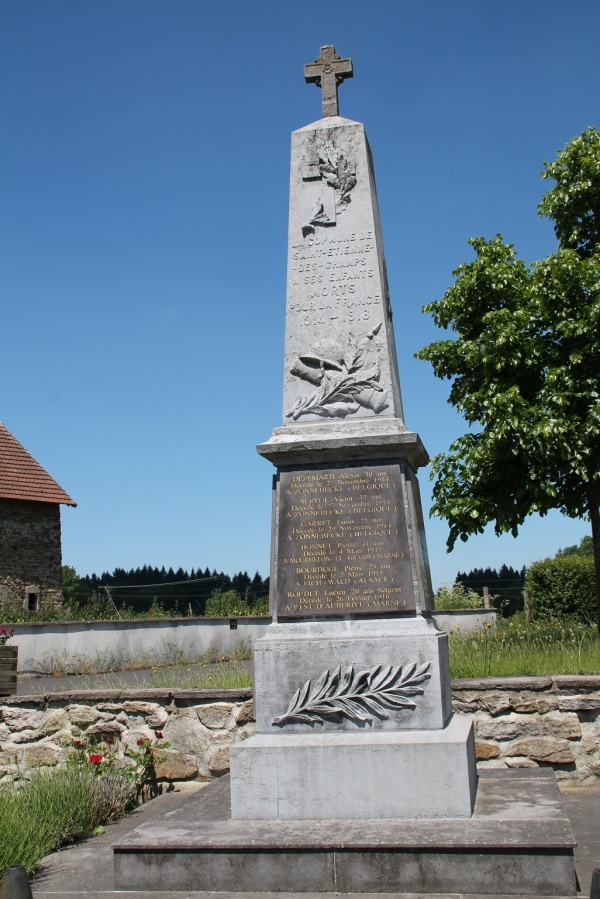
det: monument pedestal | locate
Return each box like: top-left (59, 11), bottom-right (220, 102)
top-left (232, 615), bottom-right (477, 821)
top-left (230, 715), bottom-right (476, 820)
top-left (113, 770), bottom-right (577, 896)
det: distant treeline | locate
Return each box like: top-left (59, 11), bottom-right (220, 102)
top-left (456, 565), bottom-right (527, 616)
top-left (71, 566), bottom-right (269, 618)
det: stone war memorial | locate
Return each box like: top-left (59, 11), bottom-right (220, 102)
top-left (114, 46), bottom-right (578, 896)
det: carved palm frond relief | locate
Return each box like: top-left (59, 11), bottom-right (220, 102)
top-left (272, 661), bottom-right (431, 727)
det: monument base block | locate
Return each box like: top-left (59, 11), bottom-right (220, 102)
top-left (230, 714), bottom-right (476, 820)
top-left (113, 770), bottom-right (577, 896)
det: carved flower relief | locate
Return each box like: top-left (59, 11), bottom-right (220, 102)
top-left (286, 323), bottom-right (389, 420)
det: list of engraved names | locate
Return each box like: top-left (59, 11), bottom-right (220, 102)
top-left (277, 463), bottom-right (415, 617)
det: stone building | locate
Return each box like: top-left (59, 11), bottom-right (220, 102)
top-left (0, 422), bottom-right (76, 612)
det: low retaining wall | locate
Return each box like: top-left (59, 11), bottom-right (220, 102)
top-left (6, 617), bottom-right (271, 674)
top-left (453, 676), bottom-right (600, 784)
top-left (6, 612), bottom-right (496, 674)
top-left (429, 608), bottom-right (497, 635)
top-left (0, 688), bottom-right (254, 785)
top-left (1, 676), bottom-right (598, 786)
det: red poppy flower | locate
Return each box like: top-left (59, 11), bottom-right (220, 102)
top-left (155, 731), bottom-right (163, 739)
top-left (137, 738), bottom-right (146, 746)
top-left (105, 736), bottom-right (115, 744)
top-left (73, 740), bottom-right (83, 748)
top-left (89, 754), bottom-right (103, 765)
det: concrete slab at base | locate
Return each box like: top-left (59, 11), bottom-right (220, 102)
top-left (230, 714), bottom-right (476, 819)
top-left (113, 770), bottom-right (577, 896)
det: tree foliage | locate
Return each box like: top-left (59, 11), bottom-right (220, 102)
top-left (525, 556), bottom-right (596, 624)
top-left (456, 564), bottom-right (526, 616)
top-left (64, 564), bottom-right (269, 618)
top-left (556, 535), bottom-right (593, 558)
top-left (416, 126), bottom-right (600, 628)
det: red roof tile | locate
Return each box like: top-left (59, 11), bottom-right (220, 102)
top-left (0, 423), bottom-right (76, 506)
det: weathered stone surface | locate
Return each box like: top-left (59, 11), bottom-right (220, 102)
top-left (540, 710), bottom-right (581, 739)
top-left (479, 692), bottom-right (514, 716)
top-left (153, 749), bottom-right (199, 781)
top-left (10, 728), bottom-right (44, 743)
top-left (475, 711), bottom-right (539, 741)
top-left (1, 707), bottom-right (46, 731)
top-left (234, 700), bottom-right (254, 725)
top-left (51, 727), bottom-right (78, 747)
top-left (452, 677), bottom-right (554, 692)
top-left (505, 756), bottom-right (538, 768)
top-left (121, 726), bottom-right (155, 751)
top-left (66, 704), bottom-right (107, 725)
top-left (146, 707), bottom-right (169, 728)
top-left (475, 740), bottom-right (500, 760)
top-left (210, 731), bottom-right (236, 747)
top-left (162, 712), bottom-right (211, 778)
top-left (196, 703), bottom-right (234, 729)
top-left (556, 696), bottom-right (600, 711)
top-left (41, 708), bottom-right (68, 735)
top-left (22, 740), bottom-right (61, 766)
top-left (0, 742), bottom-right (23, 763)
top-left (84, 720), bottom-right (126, 738)
top-left (552, 675), bottom-right (600, 691)
top-left (208, 746), bottom-right (231, 775)
top-left (123, 701), bottom-right (161, 715)
top-left (507, 737), bottom-right (575, 764)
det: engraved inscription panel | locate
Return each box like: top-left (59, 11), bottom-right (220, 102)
top-left (276, 463), bottom-right (416, 617)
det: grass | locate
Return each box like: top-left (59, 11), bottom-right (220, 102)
top-left (43, 659), bottom-right (254, 691)
top-left (150, 660), bottom-right (252, 689)
top-left (449, 615), bottom-right (600, 678)
top-left (0, 767), bottom-right (136, 881)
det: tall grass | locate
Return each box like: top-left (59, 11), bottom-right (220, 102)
top-left (0, 768), bottom-right (135, 879)
top-left (150, 660), bottom-right (252, 689)
top-left (449, 616), bottom-right (600, 678)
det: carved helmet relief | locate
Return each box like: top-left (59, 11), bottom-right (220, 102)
top-left (286, 323), bottom-right (389, 420)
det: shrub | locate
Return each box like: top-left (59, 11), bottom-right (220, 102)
top-left (526, 556), bottom-right (596, 623)
top-left (434, 582), bottom-right (483, 610)
top-left (0, 767), bottom-right (136, 879)
top-left (204, 589), bottom-right (268, 616)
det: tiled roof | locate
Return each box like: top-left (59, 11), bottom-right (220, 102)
top-left (0, 422), bottom-right (76, 506)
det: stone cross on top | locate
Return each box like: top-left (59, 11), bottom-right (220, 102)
top-left (304, 45), bottom-right (353, 118)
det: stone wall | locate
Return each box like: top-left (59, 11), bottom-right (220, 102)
top-left (0, 499), bottom-right (63, 609)
top-left (453, 676), bottom-right (600, 784)
top-left (0, 677), bottom-right (598, 786)
top-left (0, 689), bottom-right (254, 785)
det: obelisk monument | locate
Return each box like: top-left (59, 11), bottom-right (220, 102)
top-left (229, 44), bottom-right (476, 819)
top-left (114, 48), bottom-right (578, 898)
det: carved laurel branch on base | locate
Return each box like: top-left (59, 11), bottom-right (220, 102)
top-left (272, 661), bottom-right (431, 727)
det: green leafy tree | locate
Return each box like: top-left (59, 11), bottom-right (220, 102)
top-left (416, 126), bottom-right (600, 630)
top-left (556, 535), bottom-right (593, 557)
top-left (61, 565), bottom-right (81, 606)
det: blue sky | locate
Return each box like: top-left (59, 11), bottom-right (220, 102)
top-left (1, 1), bottom-right (597, 590)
